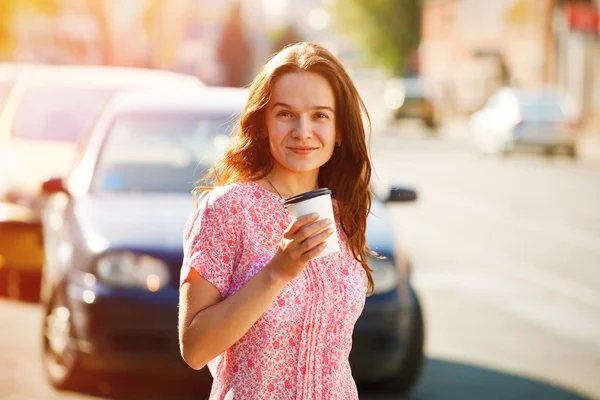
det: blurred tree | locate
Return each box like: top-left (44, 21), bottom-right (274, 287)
top-left (0, 0), bottom-right (62, 60)
top-left (86, 1), bottom-right (114, 65)
top-left (271, 24), bottom-right (304, 54)
top-left (216, 0), bottom-right (253, 87)
top-left (332, 0), bottom-right (421, 76)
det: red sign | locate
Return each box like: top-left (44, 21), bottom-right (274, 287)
top-left (563, 2), bottom-right (599, 35)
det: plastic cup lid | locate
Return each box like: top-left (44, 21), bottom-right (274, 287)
top-left (283, 188), bottom-right (332, 206)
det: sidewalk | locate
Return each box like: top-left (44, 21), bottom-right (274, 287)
top-left (579, 122), bottom-right (600, 162)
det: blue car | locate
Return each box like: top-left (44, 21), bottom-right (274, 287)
top-left (39, 87), bottom-right (424, 395)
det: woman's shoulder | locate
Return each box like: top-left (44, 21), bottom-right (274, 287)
top-left (198, 181), bottom-right (253, 209)
top-left (184, 183), bottom-right (250, 240)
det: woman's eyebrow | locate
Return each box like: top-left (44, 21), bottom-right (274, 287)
top-left (272, 102), bottom-right (335, 113)
top-left (313, 105), bottom-right (335, 113)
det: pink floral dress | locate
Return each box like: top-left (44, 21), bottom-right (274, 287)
top-left (180, 181), bottom-right (366, 399)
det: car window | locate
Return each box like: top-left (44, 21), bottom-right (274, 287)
top-left (92, 113), bottom-right (237, 193)
top-left (11, 85), bottom-right (116, 142)
top-left (403, 79), bottom-right (425, 99)
top-left (519, 99), bottom-right (565, 119)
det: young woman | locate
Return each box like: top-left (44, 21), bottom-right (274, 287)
top-left (178, 42), bottom-right (374, 399)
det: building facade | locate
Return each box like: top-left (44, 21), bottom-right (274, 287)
top-left (420, 0), bottom-right (599, 122)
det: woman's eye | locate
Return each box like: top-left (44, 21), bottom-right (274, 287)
top-left (315, 113), bottom-right (328, 119)
top-left (277, 111), bottom-right (293, 118)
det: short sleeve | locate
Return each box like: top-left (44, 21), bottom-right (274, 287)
top-left (180, 191), bottom-right (240, 297)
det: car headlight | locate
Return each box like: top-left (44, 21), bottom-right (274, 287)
top-left (370, 257), bottom-right (399, 294)
top-left (96, 251), bottom-right (170, 292)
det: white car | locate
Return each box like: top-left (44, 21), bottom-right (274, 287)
top-left (0, 65), bottom-right (204, 201)
top-left (0, 62), bottom-right (38, 110)
top-left (470, 87), bottom-right (579, 158)
top-left (0, 65), bottom-right (203, 300)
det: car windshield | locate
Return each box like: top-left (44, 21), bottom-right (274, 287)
top-left (11, 85), bottom-right (116, 142)
top-left (403, 79), bottom-right (425, 99)
top-left (519, 97), bottom-right (567, 120)
top-left (92, 113), bottom-right (236, 193)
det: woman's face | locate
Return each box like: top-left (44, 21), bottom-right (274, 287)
top-left (265, 71), bottom-right (337, 177)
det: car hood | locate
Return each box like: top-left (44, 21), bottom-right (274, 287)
top-left (75, 192), bottom-right (195, 252)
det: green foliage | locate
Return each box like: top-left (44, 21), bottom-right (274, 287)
top-left (270, 25), bottom-right (305, 54)
top-left (332, 0), bottom-right (421, 75)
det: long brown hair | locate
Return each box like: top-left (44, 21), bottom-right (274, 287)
top-left (195, 42), bottom-right (375, 295)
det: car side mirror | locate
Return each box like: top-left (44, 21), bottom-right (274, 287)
top-left (41, 177), bottom-right (67, 195)
top-left (386, 187), bottom-right (417, 203)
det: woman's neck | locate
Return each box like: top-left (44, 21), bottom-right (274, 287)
top-left (266, 169), bottom-right (319, 198)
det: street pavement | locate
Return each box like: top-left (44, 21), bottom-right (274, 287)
top-left (1, 121), bottom-right (599, 399)
top-left (371, 121), bottom-right (600, 399)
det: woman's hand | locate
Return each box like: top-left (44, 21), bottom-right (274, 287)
top-left (268, 213), bottom-right (334, 283)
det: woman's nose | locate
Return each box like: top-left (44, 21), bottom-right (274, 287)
top-left (291, 116), bottom-right (313, 139)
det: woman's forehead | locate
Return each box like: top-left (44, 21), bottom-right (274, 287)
top-left (269, 71), bottom-right (335, 109)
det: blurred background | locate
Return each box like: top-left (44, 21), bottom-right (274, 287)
top-left (1, 0), bottom-right (600, 399)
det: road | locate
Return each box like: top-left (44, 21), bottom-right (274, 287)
top-left (371, 122), bottom-right (600, 400)
top-left (1, 122), bottom-right (599, 400)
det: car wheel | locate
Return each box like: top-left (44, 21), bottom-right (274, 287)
top-left (384, 288), bottom-right (425, 394)
top-left (424, 117), bottom-right (437, 130)
top-left (42, 289), bottom-right (88, 390)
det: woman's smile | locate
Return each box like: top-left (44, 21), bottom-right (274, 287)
top-left (287, 145), bottom-right (319, 155)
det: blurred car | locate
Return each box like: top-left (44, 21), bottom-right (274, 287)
top-left (0, 62), bottom-right (40, 298)
top-left (0, 62), bottom-right (38, 111)
top-left (39, 88), bottom-right (424, 395)
top-left (470, 86), bottom-right (580, 158)
top-left (384, 77), bottom-right (442, 130)
top-left (0, 65), bottom-right (204, 300)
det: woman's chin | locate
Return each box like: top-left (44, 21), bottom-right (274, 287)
top-left (280, 162), bottom-right (326, 174)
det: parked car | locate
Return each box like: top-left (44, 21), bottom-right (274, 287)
top-left (0, 62), bottom-right (41, 298)
top-left (470, 86), bottom-right (580, 158)
top-left (0, 62), bottom-right (38, 111)
top-left (39, 87), bottom-right (424, 395)
top-left (384, 77), bottom-right (442, 130)
top-left (0, 65), bottom-right (204, 300)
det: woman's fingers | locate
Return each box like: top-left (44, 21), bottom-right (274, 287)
top-left (299, 227), bottom-right (334, 254)
top-left (302, 242), bottom-right (328, 261)
top-left (291, 218), bottom-right (332, 243)
top-left (284, 213), bottom-right (320, 238)
top-left (279, 214), bottom-right (334, 266)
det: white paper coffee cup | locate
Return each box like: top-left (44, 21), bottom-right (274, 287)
top-left (284, 188), bottom-right (339, 258)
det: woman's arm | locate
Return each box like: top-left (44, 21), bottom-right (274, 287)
top-left (178, 213), bottom-right (333, 370)
top-left (179, 264), bottom-right (286, 370)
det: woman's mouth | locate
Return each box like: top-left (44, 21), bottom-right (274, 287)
top-left (288, 146), bottom-right (318, 155)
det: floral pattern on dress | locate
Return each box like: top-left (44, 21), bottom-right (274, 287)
top-left (180, 181), bottom-right (366, 400)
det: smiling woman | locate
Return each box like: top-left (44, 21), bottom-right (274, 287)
top-left (178, 42), bottom-right (375, 399)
